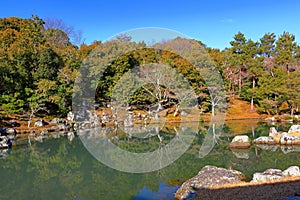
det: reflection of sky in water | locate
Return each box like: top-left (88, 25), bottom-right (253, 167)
top-left (135, 183), bottom-right (179, 200)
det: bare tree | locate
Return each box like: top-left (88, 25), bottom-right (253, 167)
top-left (43, 18), bottom-right (83, 46)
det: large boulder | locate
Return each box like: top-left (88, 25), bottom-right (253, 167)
top-left (288, 125), bottom-right (300, 133)
top-left (252, 166), bottom-right (300, 183)
top-left (175, 166), bottom-right (245, 200)
top-left (283, 166), bottom-right (300, 177)
top-left (252, 169), bottom-right (283, 183)
top-left (253, 136), bottom-right (276, 144)
top-left (229, 135), bottom-right (250, 149)
top-left (279, 133), bottom-right (300, 145)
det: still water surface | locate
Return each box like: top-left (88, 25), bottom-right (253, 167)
top-left (0, 120), bottom-right (299, 200)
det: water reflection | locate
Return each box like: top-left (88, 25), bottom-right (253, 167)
top-left (0, 148), bottom-right (11, 159)
top-left (135, 183), bottom-right (179, 200)
top-left (78, 124), bottom-right (197, 173)
top-left (0, 120), bottom-right (299, 199)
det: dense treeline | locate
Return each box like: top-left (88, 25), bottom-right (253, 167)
top-left (0, 16), bottom-right (299, 118)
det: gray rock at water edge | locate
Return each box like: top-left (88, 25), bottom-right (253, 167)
top-left (34, 120), bottom-right (48, 127)
top-left (229, 135), bottom-right (251, 149)
top-left (175, 165), bottom-right (245, 200)
top-left (279, 133), bottom-right (300, 145)
top-left (253, 136), bottom-right (276, 145)
top-left (0, 128), bottom-right (16, 136)
top-left (6, 128), bottom-right (16, 135)
top-left (283, 166), bottom-right (300, 177)
top-left (67, 111), bottom-right (74, 121)
top-left (288, 125), bottom-right (300, 133)
top-left (232, 135), bottom-right (250, 143)
top-left (57, 124), bottom-right (67, 130)
top-left (251, 169), bottom-right (283, 183)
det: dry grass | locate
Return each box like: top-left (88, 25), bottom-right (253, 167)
top-left (226, 98), bottom-right (263, 120)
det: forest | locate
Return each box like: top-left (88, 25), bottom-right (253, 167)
top-left (1, 15), bottom-right (300, 118)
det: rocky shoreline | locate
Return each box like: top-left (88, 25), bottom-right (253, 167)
top-left (175, 165), bottom-right (300, 200)
top-left (228, 125), bottom-right (300, 149)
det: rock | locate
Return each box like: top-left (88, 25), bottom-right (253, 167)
top-left (229, 135), bottom-right (250, 149)
top-left (175, 166), bottom-right (245, 200)
top-left (251, 169), bottom-right (283, 183)
top-left (34, 120), bottom-right (48, 127)
top-left (57, 124), bottom-right (67, 130)
top-left (253, 136), bottom-right (276, 145)
top-left (67, 111), bottom-right (74, 121)
top-left (288, 125), bottom-right (300, 133)
top-left (283, 166), bottom-right (300, 177)
top-left (6, 128), bottom-right (16, 135)
top-left (279, 133), bottom-right (300, 145)
top-left (9, 121), bottom-right (20, 127)
top-left (269, 127), bottom-right (279, 137)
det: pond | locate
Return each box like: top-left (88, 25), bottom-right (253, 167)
top-left (0, 120), bottom-right (300, 200)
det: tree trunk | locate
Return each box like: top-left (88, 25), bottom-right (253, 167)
top-left (287, 101), bottom-right (294, 117)
top-left (212, 103), bottom-right (215, 117)
top-left (238, 66), bottom-right (242, 95)
top-left (291, 105), bottom-right (294, 117)
top-left (28, 111), bottom-right (34, 128)
top-left (250, 77), bottom-right (255, 112)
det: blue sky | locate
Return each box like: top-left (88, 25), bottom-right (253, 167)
top-left (1, 0), bottom-right (300, 49)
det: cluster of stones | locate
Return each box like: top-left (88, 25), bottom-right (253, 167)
top-left (253, 125), bottom-right (300, 145)
top-left (228, 125), bottom-right (300, 149)
top-left (175, 165), bottom-right (300, 200)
